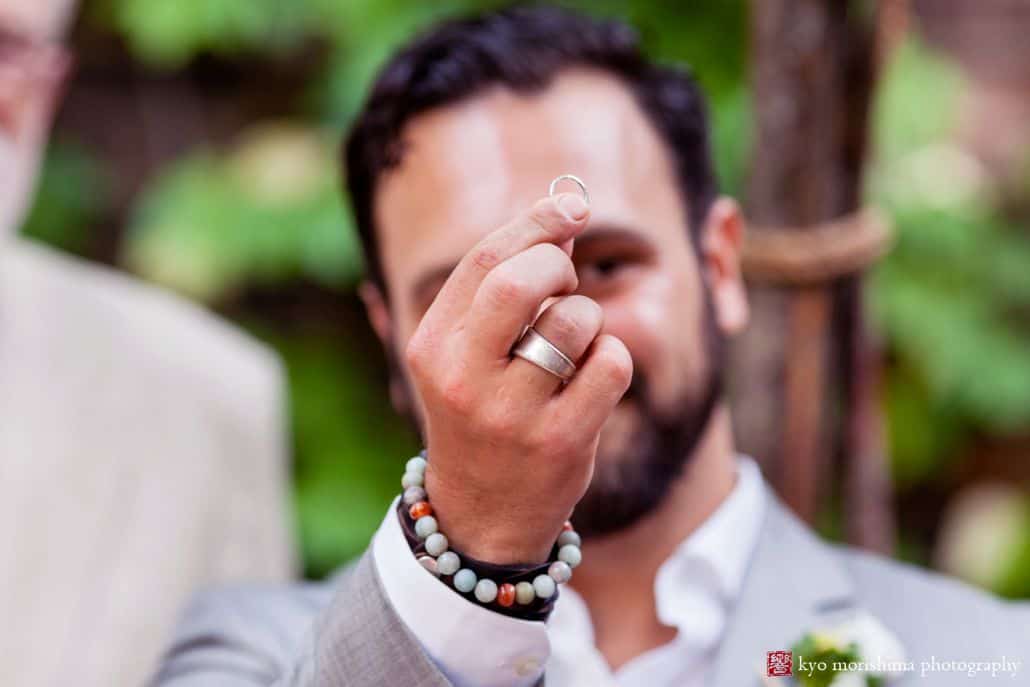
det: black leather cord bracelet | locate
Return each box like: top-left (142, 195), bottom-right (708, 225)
top-left (397, 499), bottom-right (560, 621)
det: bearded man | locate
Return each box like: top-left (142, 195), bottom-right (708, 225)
top-left (155, 7), bottom-right (1027, 687)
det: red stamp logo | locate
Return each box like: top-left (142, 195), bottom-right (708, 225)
top-left (766, 650), bottom-right (793, 677)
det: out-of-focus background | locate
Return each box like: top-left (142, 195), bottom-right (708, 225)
top-left (25, 0), bottom-right (1030, 595)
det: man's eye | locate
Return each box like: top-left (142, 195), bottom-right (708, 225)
top-left (580, 256), bottom-right (626, 279)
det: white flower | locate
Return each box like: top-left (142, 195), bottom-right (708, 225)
top-left (757, 612), bottom-right (907, 685)
top-left (820, 611), bottom-right (908, 683)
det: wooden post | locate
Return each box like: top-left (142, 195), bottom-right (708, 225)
top-left (735, 0), bottom-right (894, 551)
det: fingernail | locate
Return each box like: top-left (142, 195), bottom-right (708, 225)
top-left (557, 193), bottom-right (589, 221)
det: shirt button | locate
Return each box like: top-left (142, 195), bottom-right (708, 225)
top-left (512, 656), bottom-right (542, 676)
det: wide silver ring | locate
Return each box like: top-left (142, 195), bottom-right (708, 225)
top-left (511, 327), bottom-right (577, 382)
top-left (548, 174), bottom-right (589, 206)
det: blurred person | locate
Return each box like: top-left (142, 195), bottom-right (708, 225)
top-left (0, 1), bottom-right (295, 685)
top-left (155, 7), bottom-right (1029, 687)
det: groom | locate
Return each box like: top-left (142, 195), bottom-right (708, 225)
top-left (155, 7), bottom-right (1027, 686)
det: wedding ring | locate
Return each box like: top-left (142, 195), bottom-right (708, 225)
top-left (549, 174), bottom-right (589, 206)
top-left (511, 327), bottom-right (577, 382)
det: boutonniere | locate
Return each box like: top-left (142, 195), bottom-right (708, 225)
top-left (760, 611), bottom-right (907, 686)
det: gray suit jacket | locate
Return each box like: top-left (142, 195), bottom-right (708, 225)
top-left (153, 487), bottom-right (1029, 687)
top-left (0, 239), bottom-right (296, 687)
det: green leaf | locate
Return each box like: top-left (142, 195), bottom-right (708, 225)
top-left (105, 0), bottom-right (311, 67)
top-left (21, 140), bottom-right (110, 255)
top-left (256, 326), bottom-right (419, 578)
top-left (790, 634), bottom-right (863, 687)
top-left (122, 122), bottom-right (362, 301)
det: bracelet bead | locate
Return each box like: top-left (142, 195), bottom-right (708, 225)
top-left (474, 579), bottom-right (499, 603)
top-left (548, 560), bottom-right (572, 584)
top-left (408, 501), bottom-right (433, 519)
top-left (425, 532), bottom-right (449, 557)
top-left (436, 551), bottom-right (461, 575)
top-left (414, 515), bottom-right (438, 539)
top-left (454, 568), bottom-right (477, 593)
top-left (417, 555), bottom-right (438, 575)
top-left (557, 530), bottom-right (581, 548)
top-left (532, 574), bottom-right (556, 599)
top-left (402, 486), bottom-right (426, 506)
top-left (401, 471), bottom-right (424, 489)
top-left (497, 583), bottom-right (517, 607)
top-left (558, 544), bottom-right (582, 568)
top-left (515, 581), bottom-right (536, 605)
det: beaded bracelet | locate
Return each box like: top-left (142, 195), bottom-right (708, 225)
top-left (398, 450), bottom-right (583, 617)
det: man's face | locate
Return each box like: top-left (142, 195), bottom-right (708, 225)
top-left (367, 69), bottom-right (747, 536)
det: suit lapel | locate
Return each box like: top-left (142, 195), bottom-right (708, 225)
top-left (711, 488), bottom-right (859, 685)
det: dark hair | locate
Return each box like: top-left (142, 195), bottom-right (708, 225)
top-left (344, 5), bottom-right (718, 293)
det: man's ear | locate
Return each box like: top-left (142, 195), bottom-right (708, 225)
top-left (700, 196), bottom-right (749, 335)
top-left (358, 280), bottom-right (393, 347)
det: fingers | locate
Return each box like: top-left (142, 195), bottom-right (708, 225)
top-left (465, 242), bottom-right (579, 358)
top-left (554, 334), bottom-right (633, 434)
top-left (423, 193), bottom-right (590, 330)
top-left (507, 295), bottom-right (604, 398)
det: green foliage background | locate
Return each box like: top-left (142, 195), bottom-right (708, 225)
top-left (26, 1), bottom-right (1030, 589)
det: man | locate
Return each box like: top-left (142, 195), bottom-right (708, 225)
top-left (0, 2), bottom-right (295, 685)
top-left (155, 7), bottom-right (1027, 687)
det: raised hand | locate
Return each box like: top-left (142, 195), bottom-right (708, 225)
top-left (405, 192), bottom-right (633, 564)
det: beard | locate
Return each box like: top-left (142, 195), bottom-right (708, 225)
top-left (571, 295), bottom-right (726, 540)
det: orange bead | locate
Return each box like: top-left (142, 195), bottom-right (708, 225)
top-left (497, 583), bottom-right (516, 607)
top-left (409, 501), bottom-right (433, 519)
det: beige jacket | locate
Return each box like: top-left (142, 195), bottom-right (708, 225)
top-left (0, 239), bottom-right (296, 687)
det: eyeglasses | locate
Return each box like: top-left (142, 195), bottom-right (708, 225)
top-left (0, 26), bottom-right (71, 136)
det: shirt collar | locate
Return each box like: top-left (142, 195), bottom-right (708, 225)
top-left (553, 455), bottom-right (767, 637)
top-left (657, 454), bottom-right (767, 604)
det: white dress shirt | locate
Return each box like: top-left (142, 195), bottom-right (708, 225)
top-left (373, 455), bottom-right (767, 687)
